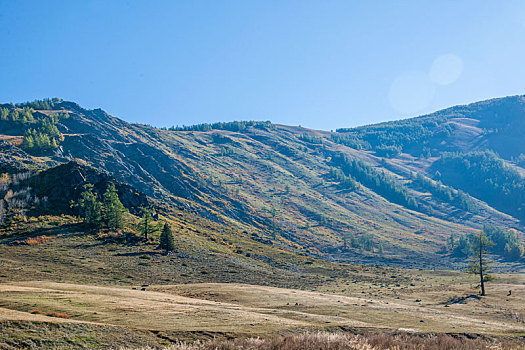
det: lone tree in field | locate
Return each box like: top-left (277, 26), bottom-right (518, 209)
top-left (159, 222), bottom-right (175, 252)
top-left (76, 184), bottom-right (102, 227)
top-left (467, 231), bottom-right (494, 296)
top-left (102, 183), bottom-right (126, 229)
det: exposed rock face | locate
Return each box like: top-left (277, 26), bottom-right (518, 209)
top-left (0, 139), bottom-right (38, 172)
top-left (25, 161), bottom-right (150, 215)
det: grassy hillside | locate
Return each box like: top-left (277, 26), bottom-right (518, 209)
top-left (1, 97), bottom-right (525, 267)
top-left (336, 95), bottom-right (525, 159)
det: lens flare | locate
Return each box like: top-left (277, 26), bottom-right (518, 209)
top-left (388, 71), bottom-right (436, 115)
top-left (429, 54), bottom-right (463, 86)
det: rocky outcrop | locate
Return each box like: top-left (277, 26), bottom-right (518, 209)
top-left (25, 161), bottom-right (150, 215)
top-left (0, 139), bottom-right (41, 173)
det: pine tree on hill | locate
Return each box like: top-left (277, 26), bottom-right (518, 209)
top-left (0, 108), bottom-right (8, 120)
top-left (159, 222), bottom-right (175, 252)
top-left (138, 207), bottom-right (160, 240)
top-left (76, 184), bottom-right (102, 228)
top-left (102, 183), bottom-right (126, 229)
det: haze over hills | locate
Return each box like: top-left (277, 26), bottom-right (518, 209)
top-left (1, 96), bottom-right (524, 269)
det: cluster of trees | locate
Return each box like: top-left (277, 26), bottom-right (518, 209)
top-left (0, 103), bottom-right (69, 153)
top-left (483, 225), bottom-right (524, 260)
top-left (330, 153), bottom-right (418, 211)
top-left (374, 145), bottom-right (402, 158)
top-left (22, 129), bottom-right (60, 151)
top-left (75, 183), bottom-right (127, 229)
top-left (344, 234), bottom-right (383, 253)
top-left (334, 114), bottom-right (453, 157)
top-left (327, 167), bottom-right (358, 191)
top-left (218, 147), bottom-right (235, 157)
top-left (434, 151), bottom-right (525, 221)
top-left (1, 173), bottom-right (177, 251)
top-left (0, 98), bottom-right (64, 123)
top-left (168, 120), bottom-right (274, 132)
top-left (412, 173), bottom-right (479, 213)
top-left (449, 232), bottom-right (474, 256)
top-left (450, 225), bottom-right (524, 296)
top-left (21, 113), bottom-right (68, 153)
top-left (329, 134), bottom-right (368, 150)
top-left (298, 133), bottom-right (323, 144)
top-left (75, 184), bottom-right (176, 251)
top-left (449, 225), bottom-right (524, 261)
top-left (0, 106), bottom-right (35, 123)
top-left (15, 98), bottom-right (63, 110)
top-left (135, 207), bottom-right (175, 251)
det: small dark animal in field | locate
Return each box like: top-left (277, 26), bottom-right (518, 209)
top-left (141, 287), bottom-right (146, 291)
top-left (507, 290), bottom-right (512, 296)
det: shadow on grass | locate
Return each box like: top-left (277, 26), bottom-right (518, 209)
top-left (1, 222), bottom-right (87, 244)
top-left (115, 251), bottom-right (160, 257)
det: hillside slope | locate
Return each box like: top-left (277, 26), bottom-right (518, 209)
top-left (1, 96), bottom-right (524, 268)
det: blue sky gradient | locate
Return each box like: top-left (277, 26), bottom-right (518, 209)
top-left (1, 1), bottom-right (525, 130)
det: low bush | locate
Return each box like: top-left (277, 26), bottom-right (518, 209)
top-left (30, 309), bottom-right (71, 319)
top-left (14, 235), bottom-right (55, 245)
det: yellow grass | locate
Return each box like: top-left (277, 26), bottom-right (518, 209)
top-left (0, 280), bottom-right (523, 337)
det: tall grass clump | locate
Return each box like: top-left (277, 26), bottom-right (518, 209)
top-left (132, 331), bottom-right (523, 350)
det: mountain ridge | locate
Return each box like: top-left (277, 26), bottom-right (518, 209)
top-left (1, 96), bottom-right (524, 268)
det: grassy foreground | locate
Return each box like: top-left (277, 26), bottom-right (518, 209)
top-left (0, 219), bottom-right (524, 348)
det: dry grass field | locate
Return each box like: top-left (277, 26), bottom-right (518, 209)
top-left (0, 279), bottom-right (524, 336)
top-left (0, 218), bottom-right (523, 348)
top-left (0, 277), bottom-right (524, 349)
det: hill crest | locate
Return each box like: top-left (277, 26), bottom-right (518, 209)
top-left (1, 96), bottom-right (524, 268)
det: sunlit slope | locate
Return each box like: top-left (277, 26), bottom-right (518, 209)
top-left (1, 96), bottom-right (524, 266)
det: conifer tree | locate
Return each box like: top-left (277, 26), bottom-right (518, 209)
top-left (0, 199), bottom-right (5, 226)
top-left (0, 108), bottom-right (8, 120)
top-left (467, 231), bottom-right (494, 296)
top-left (138, 207), bottom-right (160, 240)
top-left (9, 110), bottom-right (19, 121)
top-left (448, 233), bottom-right (456, 252)
top-left (504, 242), bottom-right (524, 261)
top-left (102, 183), bottom-right (126, 229)
top-left (77, 184), bottom-right (102, 227)
top-left (159, 222), bottom-right (175, 252)
top-left (22, 135), bottom-right (34, 149)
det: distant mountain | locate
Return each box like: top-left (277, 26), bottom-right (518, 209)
top-left (337, 96), bottom-right (525, 157)
top-left (1, 96), bottom-right (524, 267)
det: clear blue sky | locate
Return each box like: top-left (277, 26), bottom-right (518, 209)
top-left (1, 1), bottom-right (525, 130)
